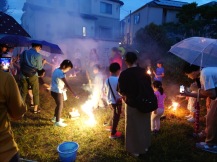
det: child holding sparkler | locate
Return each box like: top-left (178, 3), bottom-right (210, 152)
top-left (51, 60), bottom-right (79, 127)
top-left (151, 80), bottom-right (166, 133)
top-left (104, 62), bottom-right (122, 139)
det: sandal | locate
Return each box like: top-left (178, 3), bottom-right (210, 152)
top-left (196, 142), bottom-right (217, 153)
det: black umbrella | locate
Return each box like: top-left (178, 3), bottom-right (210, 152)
top-left (0, 12), bottom-right (31, 37)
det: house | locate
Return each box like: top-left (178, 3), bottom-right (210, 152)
top-left (121, 0), bottom-right (188, 44)
top-left (21, 0), bottom-right (124, 67)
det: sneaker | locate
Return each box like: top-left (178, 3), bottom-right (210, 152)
top-left (187, 117), bottom-right (195, 123)
top-left (109, 131), bottom-right (122, 139)
top-left (33, 108), bottom-right (41, 114)
top-left (30, 104), bottom-right (34, 108)
top-left (185, 114), bottom-right (192, 118)
top-left (105, 126), bottom-right (112, 132)
top-left (54, 121), bottom-right (67, 127)
top-left (51, 117), bottom-right (65, 123)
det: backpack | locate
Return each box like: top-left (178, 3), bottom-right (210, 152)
top-left (20, 50), bottom-right (37, 77)
top-left (135, 73), bottom-right (158, 113)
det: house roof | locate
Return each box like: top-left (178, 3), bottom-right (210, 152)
top-left (108, 0), bottom-right (124, 5)
top-left (200, 1), bottom-right (217, 7)
top-left (128, 0), bottom-right (188, 17)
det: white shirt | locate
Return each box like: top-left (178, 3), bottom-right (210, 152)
top-left (51, 68), bottom-right (65, 93)
top-left (105, 76), bottom-right (121, 104)
top-left (200, 67), bottom-right (217, 91)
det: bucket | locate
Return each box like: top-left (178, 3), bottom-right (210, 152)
top-left (57, 142), bottom-right (79, 162)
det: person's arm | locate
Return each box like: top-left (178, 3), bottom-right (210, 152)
top-left (43, 83), bottom-right (50, 89)
top-left (181, 88), bottom-right (210, 98)
top-left (61, 78), bottom-right (79, 98)
top-left (6, 74), bottom-right (27, 119)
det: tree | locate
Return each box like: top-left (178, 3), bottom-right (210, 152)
top-left (0, 0), bottom-right (9, 12)
top-left (198, 5), bottom-right (217, 21)
top-left (176, 2), bottom-right (198, 24)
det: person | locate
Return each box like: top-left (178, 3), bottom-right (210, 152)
top-left (19, 43), bottom-right (46, 113)
top-left (51, 60), bottom-right (79, 127)
top-left (153, 61), bottom-right (164, 82)
top-left (92, 64), bottom-right (105, 108)
top-left (0, 70), bottom-right (27, 162)
top-left (109, 47), bottom-right (122, 69)
top-left (185, 82), bottom-right (198, 123)
top-left (86, 48), bottom-right (100, 86)
top-left (104, 62), bottom-right (122, 139)
top-left (183, 64), bottom-right (217, 153)
top-left (151, 80), bottom-right (166, 134)
top-left (0, 44), bottom-right (8, 57)
top-left (117, 52), bottom-right (151, 157)
top-left (28, 69), bottom-right (51, 108)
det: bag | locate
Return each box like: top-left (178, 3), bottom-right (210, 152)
top-left (135, 76), bottom-right (158, 113)
top-left (20, 51), bottom-right (37, 77)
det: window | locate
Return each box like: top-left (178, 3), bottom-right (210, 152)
top-left (100, 26), bottom-right (112, 39)
top-left (83, 27), bottom-right (86, 37)
top-left (100, 2), bottom-right (112, 14)
top-left (134, 14), bottom-right (140, 24)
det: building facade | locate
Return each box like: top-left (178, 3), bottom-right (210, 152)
top-left (21, 0), bottom-right (124, 67)
top-left (121, 0), bottom-right (188, 44)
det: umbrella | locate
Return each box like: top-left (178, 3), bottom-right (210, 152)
top-left (30, 40), bottom-right (63, 55)
top-left (0, 35), bottom-right (63, 54)
top-left (0, 34), bottom-right (30, 47)
top-left (0, 12), bottom-right (30, 37)
top-left (169, 37), bottom-right (217, 67)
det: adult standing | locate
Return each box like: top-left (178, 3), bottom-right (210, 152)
top-left (19, 43), bottom-right (46, 113)
top-left (117, 52), bottom-right (151, 157)
top-left (109, 47), bottom-right (123, 70)
top-left (183, 64), bottom-right (217, 152)
top-left (0, 44), bottom-right (8, 57)
top-left (0, 70), bottom-right (27, 162)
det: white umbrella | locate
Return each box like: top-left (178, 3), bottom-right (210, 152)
top-left (169, 37), bottom-right (217, 67)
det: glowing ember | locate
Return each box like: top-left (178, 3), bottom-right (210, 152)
top-left (169, 101), bottom-right (179, 111)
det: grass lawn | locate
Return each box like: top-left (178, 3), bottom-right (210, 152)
top-left (11, 73), bottom-right (217, 162)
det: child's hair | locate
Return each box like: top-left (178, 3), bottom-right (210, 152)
top-left (60, 60), bottom-right (73, 69)
top-left (109, 62), bottom-right (120, 73)
top-left (153, 81), bottom-right (164, 95)
top-left (37, 69), bottom-right (45, 77)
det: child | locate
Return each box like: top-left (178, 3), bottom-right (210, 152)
top-left (151, 81), bottom-right (166, 133)
top-left (92, 64), bottom-right (105, 108)
top-left (153, 61), bottom-right (164, 82)
top-left (104, 62), bottom-right (122, 139)
top-left (185, 82), bottom-right (197, 122)
top-left (50, 60), bottom-right (79, 127)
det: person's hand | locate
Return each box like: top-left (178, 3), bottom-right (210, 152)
top-left (190, 82), bottom-right (198, 91)
top-left (42, 59), bottom-right (47, 65)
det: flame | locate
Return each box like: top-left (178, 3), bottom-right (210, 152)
top-left (147, 69), bottom-right (151, 75)
top-left (69, 108), bottom-right (80, 118)
top-left (81, 90), bottom-right (100, 126)
top-left (169, 101), bottom-right (179, 111)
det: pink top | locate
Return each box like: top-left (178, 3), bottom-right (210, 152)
top-left (110, 53), bottom-right (122, 69)
top-left (154, 91), bottom-right (166, 109)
